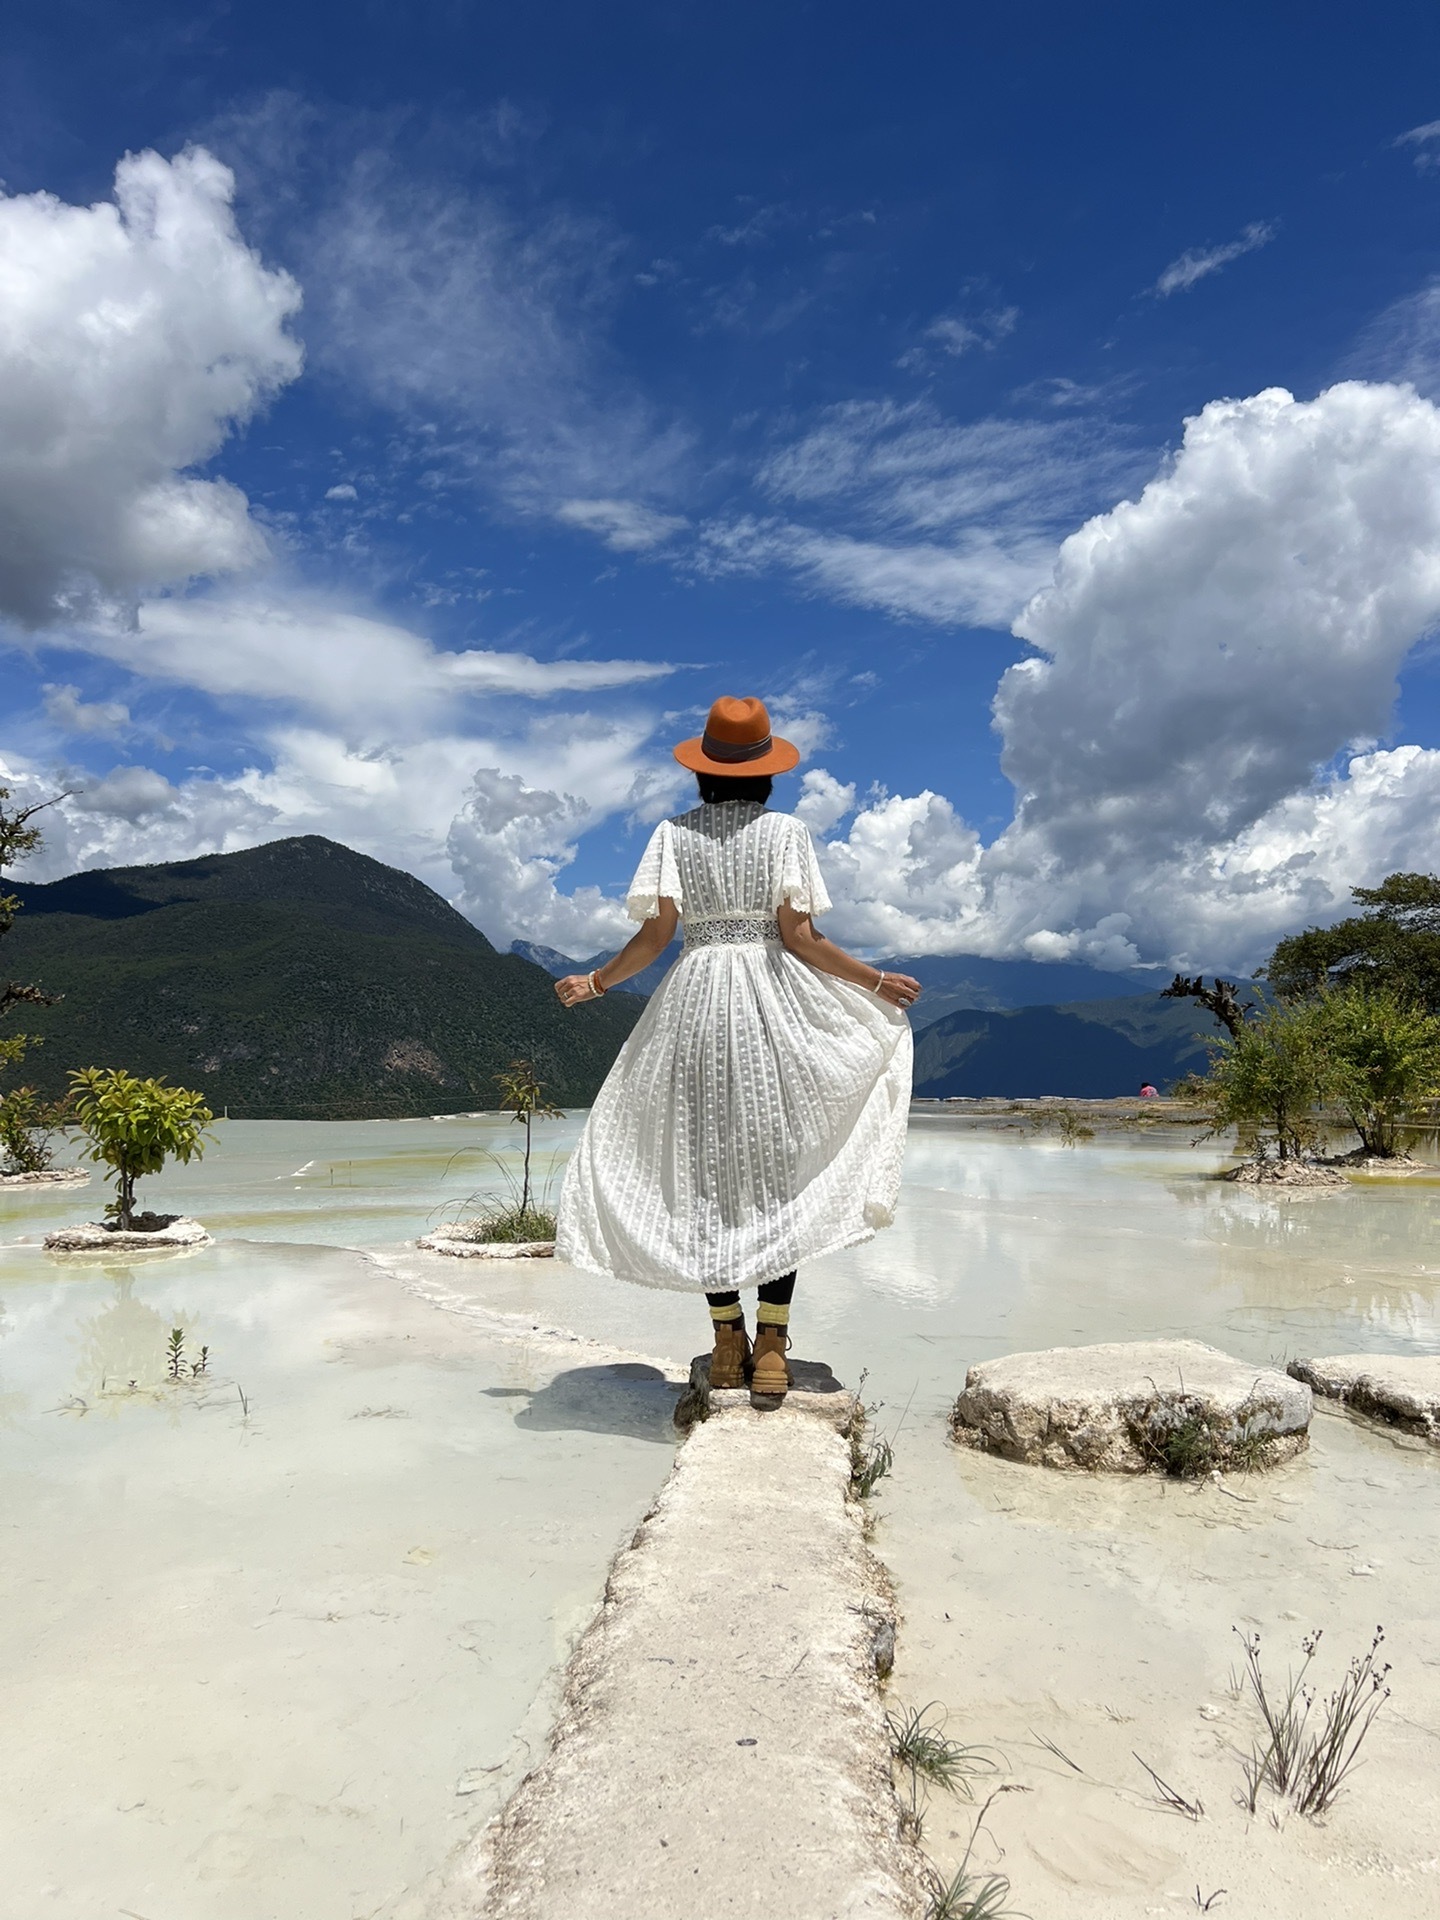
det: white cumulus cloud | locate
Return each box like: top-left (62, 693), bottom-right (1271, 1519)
top-left (0, 147), bottom-right (302, 627)
top-left (447, 767), bottom-right (632, 951)
top-left (803, 382), bottom-right (1440, 969)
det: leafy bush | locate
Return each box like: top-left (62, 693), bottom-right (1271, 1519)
top-left (1184, 997), bottom-right (1337, 1162)
top-left (0, 1084), bottom-right (68, 1174)
top-left (68, 1068), bottom-right (214, 1229)
top-left (1315, 983), bottom-right (1440, 1157)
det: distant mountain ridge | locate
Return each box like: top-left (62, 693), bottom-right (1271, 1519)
top-left (7, 837), bottom-right (641, 1120)
top-left (911, 989), bottom-right (1261, 1099)
top-left (510, 938), bottom-right (679, 999)
top-left (513, 937), bottom-right (1170, 1032)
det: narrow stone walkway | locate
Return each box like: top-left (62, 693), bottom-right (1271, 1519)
top-left (455, 1385), bottom-right (925, 1919)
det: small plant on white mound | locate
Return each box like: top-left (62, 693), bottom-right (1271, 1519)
top-left (433, 1058), bottom-right (561, 1242)
top-left (68, 1068), bottom-right (214, 1230)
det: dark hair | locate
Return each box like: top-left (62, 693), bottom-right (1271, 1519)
top-left (697, 772), bottom-right (773, 806)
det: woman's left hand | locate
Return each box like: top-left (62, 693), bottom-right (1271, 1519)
top-left (875, 971), bottom-right (921, 1010)
top-left (555, 973), bottom-right (599, 1008)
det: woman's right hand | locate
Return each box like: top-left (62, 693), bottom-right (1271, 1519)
top-left (875, 971), bottom-right (921, 1010)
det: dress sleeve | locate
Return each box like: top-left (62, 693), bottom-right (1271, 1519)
top-left (625, 820), bottom-right (683, 920)
top-left (774, 818), bottom-right (833, 917)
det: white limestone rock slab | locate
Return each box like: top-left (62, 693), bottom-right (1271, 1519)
top-left (951, 1338), bottom-right (1311, 1474)
top-left (44, 1215), bottom-right (211, 1252)
top-left (0, 1167), bottom-right (89, 1187)
top-left (415, 1235), bottom-right (555, 1258)
top-left (448, 1391), bottom-right (925, 1919)
top-left (1287, 1353), bottom-right (1440, 1444)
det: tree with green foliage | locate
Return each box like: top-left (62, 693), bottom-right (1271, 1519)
top-left (494, 1057), bottom-right (563, 1217)
top-left (0, 786), bottom-right (70, 1171)
top-left (1184, 997), bottom-right (1339, 1162)
top-left (1313, 983), bottom-right (1440, 1158)
top-left (1265, 872), bottom-right (1440, 1011)
top-left (68, 1068), bottom-right (214, 1229)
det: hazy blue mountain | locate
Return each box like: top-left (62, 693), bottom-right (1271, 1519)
top-left (8, 838), bottom-right (642, 1119)
top-left (911, 990), bottom-right (1254, 1099)
top-left (512, 940), bottom-right (1170, 1021)
top-left (511, 938), bottom-right (680, 999)
top-left (881, 953), bottom-right (1168, 1029)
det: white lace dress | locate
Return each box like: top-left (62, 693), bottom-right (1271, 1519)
top-left (556, 801), bottom-right (912, 1293)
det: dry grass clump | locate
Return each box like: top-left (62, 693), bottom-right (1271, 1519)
top-left (1233, 1625), bottom-right (1391, 1817)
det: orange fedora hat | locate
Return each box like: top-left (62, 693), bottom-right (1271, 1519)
top-left (673, 695), bottom-right (800, 777)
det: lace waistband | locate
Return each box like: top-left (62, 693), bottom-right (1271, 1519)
top-left (683, 911), bottom-right (781, 949)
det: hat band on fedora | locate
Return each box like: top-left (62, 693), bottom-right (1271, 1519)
top-left (701, 730), bottom-right (773, 763)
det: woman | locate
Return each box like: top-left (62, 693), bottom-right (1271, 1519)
top-left (554, 696), bottom-right (920, 1401)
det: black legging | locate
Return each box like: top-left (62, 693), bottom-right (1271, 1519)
top-left (706, 1270), bottom-right (796, 1311)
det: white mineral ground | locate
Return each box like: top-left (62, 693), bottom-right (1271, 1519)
top-left (3, 1111), bottom-right (1439, 1918)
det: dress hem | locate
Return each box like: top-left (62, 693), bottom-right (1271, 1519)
top-left (555, 1219), bottom-right (882, 1295)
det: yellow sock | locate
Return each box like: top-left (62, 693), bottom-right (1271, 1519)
top-left (709, 1301), bottom-right (743, 1325)
top-left (756, 1302), bottom-right (790, 1330)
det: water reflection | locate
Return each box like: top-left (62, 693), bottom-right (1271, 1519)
top-left (72, 1269), bottom-right (198, 1399)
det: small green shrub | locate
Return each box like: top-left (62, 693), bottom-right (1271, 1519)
top-left (0, 1084), bottom-right (67, 1174)
top-left (68, 1068), bottom-right (214, 1229)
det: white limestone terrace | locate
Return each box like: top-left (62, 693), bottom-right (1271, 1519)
top-left (6, 1114), bottom-right (1440, 1918)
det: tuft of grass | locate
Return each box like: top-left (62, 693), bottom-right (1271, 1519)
top-left (1234, 1626), bottom-right (1391, 1817)
top-left (924, 1786), bottom-right (1031, 1920)
top-left (432, 1144), bottom-right (557, 1242)
top-left (845, 1371), bottom-right (895, 1497)
top-left (457, 1201), bottom-right (557, 1242)
top-left (1128, 1389), bottom-right (1282, 1479)
top-left (888, 1702), bottom-right (999, 1838)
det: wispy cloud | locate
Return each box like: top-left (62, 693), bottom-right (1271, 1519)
top-left (41, 683), bottom-right (132, 738)
top-left (1394, 118), bottom-right (1440, 173)
top-left (1152, 219), bottom-right (1277, 297)
top-left (210, 95), bottom-right (692, 542)
top-left (898, 305), bottom-right (1018, 369)
top-left (696, 395), bottom-right (1140, 628)
top-left (704, 202), bottom-right (797, 248)
top-left (554, 498), bottom-right (687, 551)
top-left (51, 592), bottom-right (678, 733)
top-left (1341, 278), bottom-right (1440, 396)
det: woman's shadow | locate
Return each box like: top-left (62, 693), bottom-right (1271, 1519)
top-left (481, 1355), bottom-right (844, 1441)
top-left (481, 1363), bottom-right (681, 1444)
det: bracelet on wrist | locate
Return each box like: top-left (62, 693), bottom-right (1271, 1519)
top-left (871, 970), bottom-right (886, 995)
top-left (589, 970), bottom-right (607, 998)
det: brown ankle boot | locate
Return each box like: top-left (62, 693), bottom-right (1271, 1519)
top-left (750, 1324), bottom-right (793, 1398)
top-left (708, 1319), bottom-right (751, 1391)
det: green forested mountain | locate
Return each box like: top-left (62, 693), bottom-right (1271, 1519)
top-left (4, 837), bottom-right (641, 1119)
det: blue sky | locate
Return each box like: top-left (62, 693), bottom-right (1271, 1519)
top-left (6, 2), bottom-right (1440, 967)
